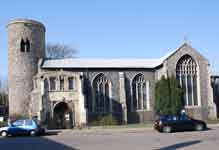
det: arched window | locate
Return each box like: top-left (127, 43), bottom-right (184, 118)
top-left (25, 39), bottom-right (30, 52)
top-left (20, 39), bottom-right (25, 52)
top-left (20, 38), bottom-right (30, 52)
top-left (176, 55), bottom-right (198, 106)
top-left (132, 74), bottom-right (149, 111)
top-left (93, 74), bottom-right (110, 113)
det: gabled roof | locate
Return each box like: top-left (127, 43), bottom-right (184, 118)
top-left (41, 43), bottom-right (196, 69)
top-left (159, 43), bottom-right (189, 61)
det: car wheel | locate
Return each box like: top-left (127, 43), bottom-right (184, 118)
top-left (195, 124), bottom-right (204, 131)
top-left (163, 126), bottom-right (172, 133)
top-left (1, 131), bottom-right (8, 137)
top-left (29, 130), bottom-right (36, 136)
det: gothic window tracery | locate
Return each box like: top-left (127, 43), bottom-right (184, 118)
top-left (93, 74), bottom-right (111, 113)
top-left (132, 74), bottom-right (149, 111)
top-left (176, 55), bottom-right (198, 106)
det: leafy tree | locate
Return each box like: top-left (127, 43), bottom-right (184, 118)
top-left (46, 43), bottom-right (77, 59)
top-left (155, 75), bottom-right (183, 115)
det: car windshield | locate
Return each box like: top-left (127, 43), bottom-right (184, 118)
top-left (180, 115), bottom-right (191, 120)
top-left (25, 119), bottom-right (33, 126)
top-left (32, 119), bottom-right (40, 126)
top-left (12, 120), bottom-right (24, 126)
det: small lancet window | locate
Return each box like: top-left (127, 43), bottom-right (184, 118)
top-left (25, 39), bottom-right (30, 52)
top-left (20, 39), bottom-right (25, 52)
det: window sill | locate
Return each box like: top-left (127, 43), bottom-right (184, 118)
top-left (48, 90), bottom-right (76, 92)
top-left (184, 105), bottom-right (201, 109)
top-left (132, 109), bottom-right (151, 112)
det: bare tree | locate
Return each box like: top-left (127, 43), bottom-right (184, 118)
top-left (46, 43), bottom-right (77, 59)
top-left (0, 76), bottom-right (8, 106)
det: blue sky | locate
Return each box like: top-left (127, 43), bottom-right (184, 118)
top-left (0, 0), bottom-right (219, 78)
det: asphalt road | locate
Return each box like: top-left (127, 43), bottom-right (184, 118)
top-left (1, 126), bottom-right (219, 150)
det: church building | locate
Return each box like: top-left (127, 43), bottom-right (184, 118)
top-left (7, 19), bottom-right (217, 128)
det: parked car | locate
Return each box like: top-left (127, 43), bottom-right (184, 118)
top-left (0, 119), bottom-right (45, 137)
top-left (154, 115), bottom-right (207, 133)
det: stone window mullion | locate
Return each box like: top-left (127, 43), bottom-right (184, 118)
top-left (136, 82), bottom-right (138, 110)
top-left (103, 83), bottom-right (105, 113)
top-left (146, 81), bottom-right (150, 110)
top-left (179, 71), bottom-right (182, 86)
top-left (185, 74), bottom-right (189, 106)
top-left (191, 75), bottom-right (194, 106)
top-left (141, 82), bottom-right (143, 110)
top-left (130, 82), bottom-right (134, 112)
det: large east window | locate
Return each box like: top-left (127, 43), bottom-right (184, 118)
top-left (176, 55), bottom-right (198, 106)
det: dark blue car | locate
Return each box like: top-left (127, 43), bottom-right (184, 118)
top-left (0, 119), bottom-right (45, 137)
top-left (154, 115), bottom-right (207, 133)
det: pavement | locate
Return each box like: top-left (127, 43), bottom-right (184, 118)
top-left (51, 123), bottom-right (219, 135)
top-left (0, 124), bottom-right (219, 150)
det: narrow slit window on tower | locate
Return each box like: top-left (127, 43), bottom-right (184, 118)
top-left (25, 39), bottom-right (30, 52)
top-left (20, 39), bottom-right (25, 52)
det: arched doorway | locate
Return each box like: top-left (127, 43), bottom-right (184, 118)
top-left (53, 102), bottom-right (73, 129)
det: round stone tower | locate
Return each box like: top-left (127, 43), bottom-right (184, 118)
top-left (7, 19), bottom-right (46, 117)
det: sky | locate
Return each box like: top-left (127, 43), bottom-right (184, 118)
top-left (0, 0), bottom-right (219, 79)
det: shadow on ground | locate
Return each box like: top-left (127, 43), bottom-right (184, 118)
top-left (43, 130), bottom-right (62, 136)
top-left (0, 131), bottom-right (79, 150)
top-left (156, 140), bottom-right (202, 150)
